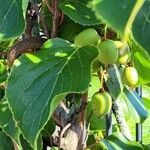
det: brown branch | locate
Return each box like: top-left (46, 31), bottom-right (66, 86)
top-left (23, 8), bottom-right (33, 39)
top-left (43, 0), bottom-right (53, 13)
top-left (7, 37), bottom-right (45, 67)
top-left (0, 51), bottom-right (7, 58)
top-left (52, 99), bottom-right (87, 150)
top-left (30, 1), bottom-right (50, 38)
top-left (52, 101), bottom-right (69, 127)
top-left (78, 92), bottom-right (88, 150)
top-left (51, 0), bottom-right (60, 38)
top-left (59, 123), bottom-right (71, 147)
top-left (59, 12), bottom-right (64, 26)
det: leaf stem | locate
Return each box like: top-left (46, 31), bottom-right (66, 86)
top-left (43, 0), bottom-right (53, 13)
top-left (104, 25), bottom-right (107, 40)
top-left (123, 0), bottom-right (144, 41)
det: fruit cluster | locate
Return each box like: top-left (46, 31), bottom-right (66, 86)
top-left (74, 28), bottom-right (139, 117)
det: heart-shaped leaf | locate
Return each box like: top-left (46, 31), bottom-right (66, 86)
top-left (6, 38), bottom-right (99, 147)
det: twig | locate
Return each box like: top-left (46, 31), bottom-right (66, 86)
top-left (59, 123), bottom-right (71, 147)
top-left (7, 37), bottom-right (45, 67)
top-left (43, 0), bottom-right (53, 13)
top-left (52, 101), bottom-right (69, 127)
top-left (86, 141), bottom-right (100, 149)
top-left (23, 10), bottom-right (32, 39)
top-left (59, 12), bottom-right (64, 25)
top-left (51, 0), bottom-right (60, 38)
top-left (104, 25), bottom-right (107, 40)
top-left (78, 92), bottom-right (88, 150)
top-left (30, 0), bottom-right (50, 38)
top-left (0, 51), bottom-right (7, 58)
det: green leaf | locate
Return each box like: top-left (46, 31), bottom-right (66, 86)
top-left (0, 0), bottom-right (28, 40)
top-left (0, 39), bottom-right (15, 51)
top-left (0, 60), bottom-right (7, 83)
top-left (0, 89), bottom-right (5, 100)
top-left (127, 110), bottom-right (150, 145)
top-left (59, 0), bottom-right (101, 25)
top-left (99, 132), bottom-right (144, 150)
top-left (59, 17), bottom-right (85, 42)
top-left (20, 134), bottom-right (43, 150)
top-left (123, 87), bottom-right (148, 123)
top-left (86, 101), bottom-right (105, 130)
top-left (93, 0), bottom-right (145, 39)
top-left (88, 74), bottom-right (100, 100)
top-left (132, 0), bottom-right (150, 54)
top-left (140, 110), bottom-right (150, 145)
top-left (0, 131), bottom-right (14, 150)
top-left (142, 85), bottom-right (150, 110)
top-left (0, 98), bottom-right (21, 148)
top-left (42, 118), bottom-right (55, 137)
top-left (106, 65), bottom-right (123, 100)
top-left (117, 93), bottom-right (140, 122)
top-left (131, 40), bottom-right (150, 85)
top-left (6, 38), bottom-right (99, 147)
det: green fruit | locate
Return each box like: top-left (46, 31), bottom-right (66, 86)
top-left (115, 41), bottom-right (130, 64)
top-left (74, 28), bottom-right (101, 47)
top-left (98, 40), bottom-right (118, 64)
top-left (92, 58), bottom-right (101, 73)
top-left (92, 91), bottom-right (112, 116)
top-left (122, 66), bottom-right (138, 87)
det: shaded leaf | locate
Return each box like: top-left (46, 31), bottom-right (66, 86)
top-left (106, 65), bottom-right (123, 100)
top-left (131, 38), bottom-right (150, 85)
top-left (20, 134), bottom-right (42, 150)
top-left (0, 0), bottom-right (28, 40)
top-left (132, 0), bottom-right (150, 54)
top-left (0, 98), bottom-right (21, 147)
top-left (6, 38), bottom-right (99, 147)
top-left (59, 0), bottom-right (101, 25)
top-left (0, 60), bottom-right (7, 83)
top-left (0, 131), bottom-right (14, 150)
top-left (93, 0), bottom-right (138, 36)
